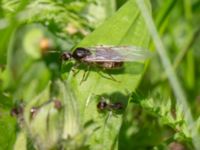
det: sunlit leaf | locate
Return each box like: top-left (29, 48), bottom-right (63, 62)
top-left (66, 0), bottom-right (151, 149)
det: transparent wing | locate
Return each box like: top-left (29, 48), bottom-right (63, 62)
top-left (82, 45), bottom-right (151, 62)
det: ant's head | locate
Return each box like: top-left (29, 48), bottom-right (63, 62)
top-left (72, 47), bottom-right (91, 60)
top-left (97, 101), bottom-right (107, 111)
top-left (61, 52), bottom-right (72, 61)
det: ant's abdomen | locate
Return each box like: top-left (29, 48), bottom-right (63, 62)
top-left (96, 62), bottom-right (124, 69)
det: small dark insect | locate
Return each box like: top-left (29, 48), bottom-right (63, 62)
top-left (97, 97), bottom-right (124, 112)
top-left (62, 45), bottom-right (150, 70)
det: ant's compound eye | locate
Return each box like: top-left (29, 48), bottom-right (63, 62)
top-left (97, 101), bottom-right (107, 110)
top-left (72, 47), bottom-right (91, 59)
top-left (61, 52), bottom-right (72, 61)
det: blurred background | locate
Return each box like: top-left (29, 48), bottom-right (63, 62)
top-left (0, 0), bottom-right (200, 150)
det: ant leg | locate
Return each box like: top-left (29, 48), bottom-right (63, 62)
top-left (83, 66), bottom-right (90, 81)
top-left (80, 66), bottom-right (90, 84)
top-left (107, 73), bottom-right (120, 83)
top-left (72, 69), bottom-right (80, 77)
top-left (104, 111), bottom-right (113, 126)
top-left (71, 63), bottom-right (80, 76)
top-left (80, 71), bottom-right (87, 84)
top-left (97, 71), bottom-right (110, 80)
top-left (97, 71), bottom-right (120, 82)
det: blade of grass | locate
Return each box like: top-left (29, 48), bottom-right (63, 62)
top-left (136, 0), bottom-right (200, 149)
top-left (183, 0), bottom-right (194, 90)
top-left (155, 0), bottom-right (177, 28)
top-left (184, 0), bottom-right (193, 20)
top-left (173, 27), bottom-right (200, 69)
top-left (152, 27), bottom-right (200, 87)
top-left (186, 50), bottom-right (195, 89)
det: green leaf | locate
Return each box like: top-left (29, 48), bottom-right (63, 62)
top-left (85, 0), bottom-right (116, 27)
top-left (0, 23), bottom-right (18, 64)
top-left (0, 108), bottom-right (16, 150)
top-left (67, 0), bottom-right (151, 149)
top-left (13, 131), bottom-right (27, 150)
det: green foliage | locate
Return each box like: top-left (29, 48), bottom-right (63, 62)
top-left (0, 0), bottom-right (200, 150)
top-left (66, 0), bottom-right (150, 149)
